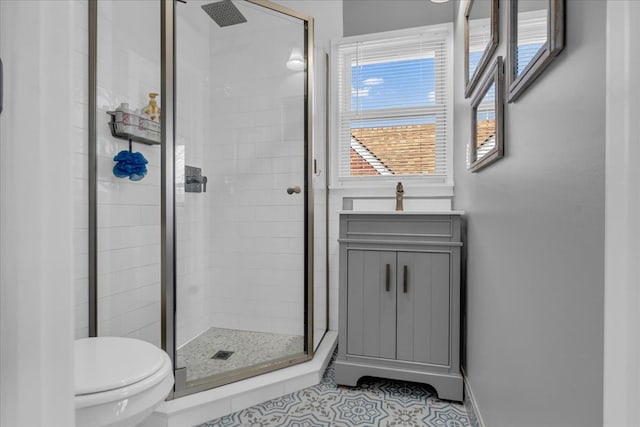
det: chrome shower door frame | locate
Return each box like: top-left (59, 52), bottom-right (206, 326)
top-left (161, 0), bottom-right (316, 399)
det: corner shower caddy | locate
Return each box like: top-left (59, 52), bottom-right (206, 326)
top-left (106, 111), bottom-right (161, 145)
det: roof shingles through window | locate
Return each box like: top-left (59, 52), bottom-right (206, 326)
top-left (350, 123), bottom-right (437, 176)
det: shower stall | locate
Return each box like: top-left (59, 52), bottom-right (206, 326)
top-left (88, 0), bottom-right (327, 398)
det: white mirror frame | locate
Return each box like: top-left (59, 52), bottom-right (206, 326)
top-left (508, 0), bottom-right (565, 103)
top-left (464, 0), bottom-right (499, 98)
top-left (469, 56), bottom-right (504, 173)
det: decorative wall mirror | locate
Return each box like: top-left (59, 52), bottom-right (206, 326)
top-left (508, 0), bottom-right (565, 102)
top-left (469, 56), bottom-right (503, 172)
top-left (464, 0), bottom-right (499, 98)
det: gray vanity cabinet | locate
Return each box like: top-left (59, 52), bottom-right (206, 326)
top-left (346, 250), bottom-right (397, 360)
top-left (335, 212), bottom-right (464, 402)
top-left (396, 251), bottom-right (451, 366)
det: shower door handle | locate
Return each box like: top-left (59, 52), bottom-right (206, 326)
top-left (286, 186), bottom-right (301, 195)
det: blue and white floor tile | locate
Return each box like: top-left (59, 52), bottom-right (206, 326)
top-left (198, 350), bottom-right (471, 427)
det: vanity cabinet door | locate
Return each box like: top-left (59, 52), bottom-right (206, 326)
top-left (396, 252), bottom-right (450, 366)
top-left (346, 250), bottom-right (397, 359)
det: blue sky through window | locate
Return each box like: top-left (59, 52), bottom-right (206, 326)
top-left (351, 57), bottom-right (436, 128)
top-left (469, 51), bottom-right (483, 80)
top-left (517, 43), bottom-right (544, 74)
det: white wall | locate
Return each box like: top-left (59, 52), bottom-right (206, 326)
top-left (74, 1), bottom-right (91, 340)
top-left (0, 1), bottom-right (83, 425)
top-left (603, 1), bottom-right (640, 426)
top-left (453, 1), bottom-right (605, 426)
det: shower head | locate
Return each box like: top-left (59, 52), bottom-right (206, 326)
top-left (201, 0), bottom-right (247, 27)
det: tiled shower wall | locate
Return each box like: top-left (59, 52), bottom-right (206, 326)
top-left (197, 5), bottom-right (307, 338)
top-left (73, 1), bottom-right (213, 346)
top-left (174, 1), bottom-right (212, 348)
top-left (75, 0), bottom-right (340, 351)
top-left (74, 1), bottom-right (165, 344)
top-left (95, 1), bottom-right (163, 345)
top-left (175, 0), bottom-right (337, 349)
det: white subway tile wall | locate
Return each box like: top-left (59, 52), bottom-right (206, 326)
top-left (96, 0), bottom-right (163, 345)
top-left (74, 0), bottom-right (338, 352)
top-left (174, 0), bottom-right (214, 348)
top-left (176, 2), bottom-right (308, 344)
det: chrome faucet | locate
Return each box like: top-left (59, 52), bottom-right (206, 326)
top-left (395, 182), bottom-right (404, 211)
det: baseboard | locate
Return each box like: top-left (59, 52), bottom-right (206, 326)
top-left (463, 371), bottom-right (486, 427)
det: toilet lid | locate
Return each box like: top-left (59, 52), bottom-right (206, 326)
top-left (75, 337), bottom-right (166, 395)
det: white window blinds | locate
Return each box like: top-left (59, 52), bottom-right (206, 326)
top-left (334, 25), bottom-right (452, 183)
top-left (468, 18), bottom-right (492, 80)
top-left (516, 9), bottom-right (548, 75)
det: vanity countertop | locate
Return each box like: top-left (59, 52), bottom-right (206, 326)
top-left (338, 210), bottom-right (465, 216)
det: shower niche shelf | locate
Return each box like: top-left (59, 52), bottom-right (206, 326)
top-left (107, 111), bottom-right (161, 145)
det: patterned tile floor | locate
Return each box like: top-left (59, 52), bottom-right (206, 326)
top-left (198, 350), bottom-right (471, 427)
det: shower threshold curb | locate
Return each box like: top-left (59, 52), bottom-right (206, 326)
top-left (141, 331), bottom-right (338, 427)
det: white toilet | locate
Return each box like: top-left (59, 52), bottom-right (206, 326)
top-left (74, 337), bottom-right (174, 427)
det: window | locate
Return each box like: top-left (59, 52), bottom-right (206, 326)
top-left (332, 24), bottom-right (453, 188)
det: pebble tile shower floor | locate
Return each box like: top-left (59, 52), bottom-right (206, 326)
top-left (177, 328), bottom-right (304, 383)
top-left (198, 350), bottom-right (471, 427)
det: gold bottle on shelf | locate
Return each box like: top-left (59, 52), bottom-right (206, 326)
top-left (143, 92), bottom-right (160, 122)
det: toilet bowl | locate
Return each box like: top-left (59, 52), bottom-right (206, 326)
top-left (74, 337), bottom-right (174, 427)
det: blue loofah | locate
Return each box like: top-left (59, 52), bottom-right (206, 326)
top-left (113, 164), bottom-right (130, 178)
top-left (113, 150), bottom-right (148, 181)
top-left (129, 172), bottom-right (146, 181)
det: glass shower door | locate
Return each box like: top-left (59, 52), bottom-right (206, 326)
top-left (173, 0), bottom-right (311, 394)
